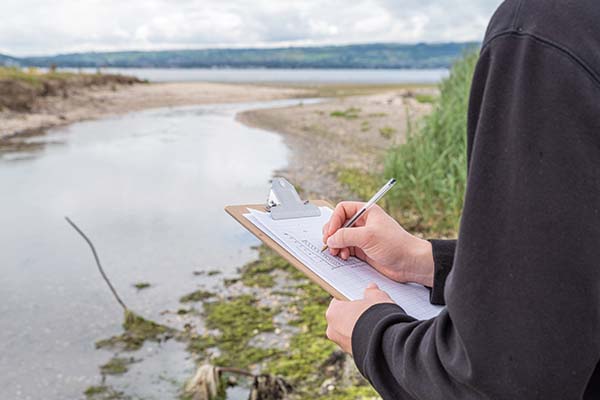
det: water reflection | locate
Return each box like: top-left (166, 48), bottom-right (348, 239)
top-left (0, 127), bottom-right (65, 161)
top-left (0, 99), bottom-right (310, 400)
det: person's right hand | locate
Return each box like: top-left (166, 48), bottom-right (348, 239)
top-left (322, 201), bottom-right (435, 287)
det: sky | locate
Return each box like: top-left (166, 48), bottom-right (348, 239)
top-left (0, 0), bottom-right (502, 57)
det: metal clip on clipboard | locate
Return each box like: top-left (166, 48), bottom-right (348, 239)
top-left (266, 177), bottom-right (321, 220)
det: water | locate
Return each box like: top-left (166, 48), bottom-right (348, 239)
top-left (59, 67), bottom-right (449, 84)
top-left (0, 99), bottom-right (312, 400)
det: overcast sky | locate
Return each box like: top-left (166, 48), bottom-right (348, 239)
top-left (0, 0), bottom-right (502, 56)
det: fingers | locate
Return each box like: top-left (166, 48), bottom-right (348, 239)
top-left (322, 221), bottom-right (329, 238)
top-left (326, 226), bottom-right (371, 249)
top-left (328, 201), bottom-right (367, 236)
top-left (340, 248), bottom-right (350, 260)
top-left (322, 222), bottom-right (330, 246)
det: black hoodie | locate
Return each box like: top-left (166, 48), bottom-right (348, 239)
top-left (351, 1), bottom-right (600, 399)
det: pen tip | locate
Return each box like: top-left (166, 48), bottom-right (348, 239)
top-left (321, 245), bottom-right (328, 252)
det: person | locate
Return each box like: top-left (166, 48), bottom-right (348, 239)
top-left (322, 0), bottom-right (600, 398)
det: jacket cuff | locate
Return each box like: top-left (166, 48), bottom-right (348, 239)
top-left (428, 239), bottom-right (457, 306)
top-left (351, 302), bottom-right (407, 378)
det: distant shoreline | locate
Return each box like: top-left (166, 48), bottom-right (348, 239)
top-left (63, 67), bottom-right (448, 85)
top-left (1, 41), bottom-right (478, 70)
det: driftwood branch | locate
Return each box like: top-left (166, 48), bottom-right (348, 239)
top-left (65, 216), bottom-right (128, 311)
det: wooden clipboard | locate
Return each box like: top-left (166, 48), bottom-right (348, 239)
top-left (224, 200), bottom-right (348, 300)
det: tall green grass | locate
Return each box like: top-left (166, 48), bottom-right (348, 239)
top-left (384, 51), bottom-right (478, 235)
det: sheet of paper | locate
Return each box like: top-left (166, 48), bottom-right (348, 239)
top-left (244, 206), bottom-right (443, 320)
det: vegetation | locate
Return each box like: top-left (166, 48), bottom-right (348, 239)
top-left (2, 42), bottom-right (479, 69)
top-left (337, 168), bottom-right (382, 204)
top-left (384, 51), bottom-right (478, 234)
top-left (238, 246), bottom-right (289, 288)
top-left (84, 385), bottom-right (128, 400)
top-left (100, 357), bottom-right (137, 375)
top-left (202, 295), bottom-right (279, 368)
top-left (0, 66), bottom-right (75, 87)
top-left (133, 282), bottom-right (151, 290)
top-left (414, 93), bottom-right (437, 104)
top-left (95, 310), bottom-right (173, 351)
top-left (0, 66), bottom-right (142, 112)
top-left (378, 126), bottom-right (396, 139)
top-left (299, 83), bottom-right (436, 98)
top-left (180, 289), bottom-right (215, 303)
top-left (183, 246), bottom-right (377, 398)
top-left (330, 107), bottom-right (361, 120)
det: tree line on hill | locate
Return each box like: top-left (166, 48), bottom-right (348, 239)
top-left (0, 42), bottom-right (478, 69)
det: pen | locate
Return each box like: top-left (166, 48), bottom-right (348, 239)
top-left (322, 178), bottom-right (397, 252)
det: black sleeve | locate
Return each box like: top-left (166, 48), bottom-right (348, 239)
top-left (351, 4), bottom-right (600, 398)
top-left (427, 240), bottom-right (456, 305)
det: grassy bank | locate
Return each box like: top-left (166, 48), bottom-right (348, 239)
top-left (383, 51), bottom-right (478, 235)
top-left (0, 66), bottom-right (143, 112)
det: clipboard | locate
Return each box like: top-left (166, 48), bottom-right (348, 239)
top-left (225, 199), bottom-right (348, 300)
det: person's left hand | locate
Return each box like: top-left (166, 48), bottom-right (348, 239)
top-left (325, 283), bottom-right (395, 354)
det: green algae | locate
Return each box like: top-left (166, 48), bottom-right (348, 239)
top-left (100, 356), bottom-right (137, 375)
top-left (180, 289), bottom-right (215, 303)
top-left (238, 246), bottom-right (290, 288)
top-left (133, 282), bottom-right (151, 290)
top-left (95, 310), bottom-right (173, 351)
top-left (84, 385), bottom-right (129, 400)
top-left (203, 294), bottom-right (279, 368)
top-left (265, 282), bottom-right (337, 389)
top-left (330, 108), bottom-right (361, 119)
top-left (195, 245), bottom-right (376, 398)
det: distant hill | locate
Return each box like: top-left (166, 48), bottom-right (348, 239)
top-left (0, 54), bottom-right (19, 66)
top-left (10, 42), bottom-right (479, 69)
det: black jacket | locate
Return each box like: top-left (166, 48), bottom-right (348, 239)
top-left (351, 1), bottom-right (600, 398)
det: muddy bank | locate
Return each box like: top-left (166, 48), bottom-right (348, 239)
top-left (237, 88), bottom-right (436, 202)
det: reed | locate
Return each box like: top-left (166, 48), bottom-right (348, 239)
top-left (384, 51), bottom-right (479, 235)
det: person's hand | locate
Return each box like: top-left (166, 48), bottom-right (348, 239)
top-left (323, 201), bottom-right (434, 287)
top-left (326, 283), bottom-right (394, 354)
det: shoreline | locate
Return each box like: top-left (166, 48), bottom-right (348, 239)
top-left (0, 81), bottom-right (311, 140)
top-left (237, 87), bottom-right (436, 202)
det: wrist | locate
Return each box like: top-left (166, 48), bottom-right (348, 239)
top-left (408, 238), bottom-right (434, 287)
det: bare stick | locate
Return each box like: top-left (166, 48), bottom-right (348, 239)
top-left (65, 216), bottom-right (128, 311)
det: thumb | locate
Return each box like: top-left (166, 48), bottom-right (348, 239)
top-left (326, 227), bottom-right (370, 249)
top-left (364, 283), bottom-right (381, 298)
top-left (364, 283), bottom-right (394, 303)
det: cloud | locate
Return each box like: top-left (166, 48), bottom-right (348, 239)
top-left (0, 0), bottom-right (502, 56)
